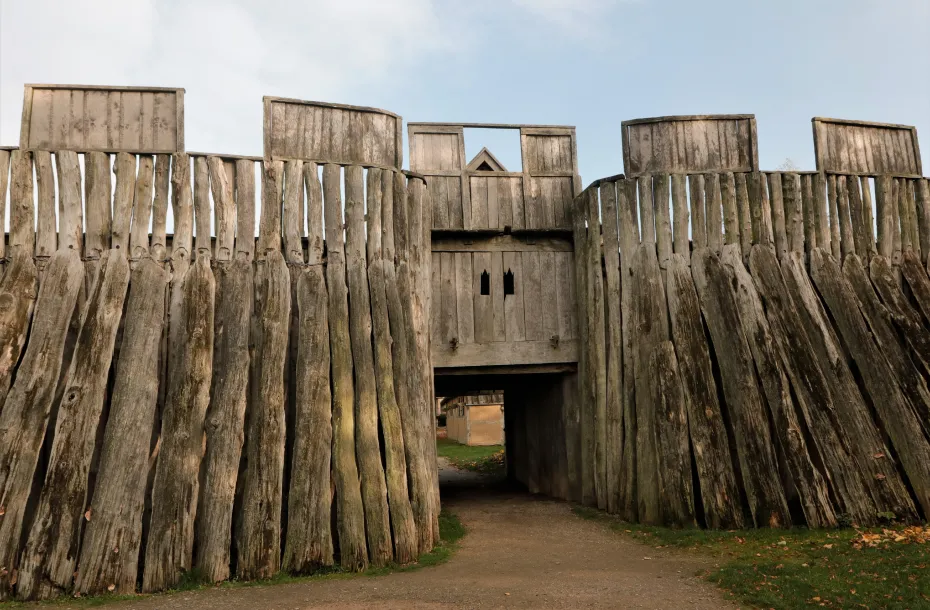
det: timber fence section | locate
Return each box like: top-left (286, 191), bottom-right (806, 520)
top-left (0, 148), bottom-right (438, 600)
top-left (572, 169), bottom-right (930, 528)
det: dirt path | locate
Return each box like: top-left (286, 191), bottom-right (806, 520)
top-left (39, 460), bottom-right (737, 609)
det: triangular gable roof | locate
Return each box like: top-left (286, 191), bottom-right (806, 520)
top-left (466, 147), bottom-right (508, 172)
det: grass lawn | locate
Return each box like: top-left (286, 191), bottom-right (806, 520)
top-left (1, 511), bottom-right (466, 608)
top-left (436, 437), bottom-right (505, 475)
top-left (573, 506), bottom-right (930, 609)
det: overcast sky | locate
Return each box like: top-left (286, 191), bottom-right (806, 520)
top-left (2, 0), bottom-right (929, 185)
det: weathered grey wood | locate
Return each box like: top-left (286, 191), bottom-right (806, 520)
top-left (704, 173), bottom-right (723, 252)
top-left (258, 161), bottom-right (284, 259)
top-left (194, 258), bottom-right (252, 583)
top-left (129, 156), bottom-right (155, 259)
top-left (344, 165), bottom-right (392, 566)
top-left (34, 151), bottom-right (57, 260)
top-left (365, 169), bottom-right (417, 564)
top-left (767, 173), bottom-right (788, 259)
top-left (747, 172), bottom-right (773, 247)
top-left (599, 182), bottom-right (623, 514)
top-left (208, 156), bottom-right (237, 263)
top-left (0, 254), bottom-right (38, 414)
top-left (283, 265), bottom-right (335, 573)
top-left (720, 172), bottom-right (739, 246)
top-left (9, 151), bottom-right (35, 255)
top-left (0, 250), bottom-right (82, 599)
top-left (837, 176), bottom-right (856, 257)
top-left (671, 174), bottom-right (689, 259)
top-left (650, 341), bottom-right (695, 526)
top-left (782, 173), bottom-right (804, 254)
top-left (736, 173), bottom-right (752, 257)
top-left (906, 180), bottom-right (921, 256)
top-left (897, 179), bottom-right (913, 253)
top-left (860, 177), bottom-right (876, 258)
top-left (630, 242), bottom-right (668, 525)
top-left (891, 179), bottom-right (903, 266)
top-left (616, 180), bottom-right (638, 520)
top-left (721, 245), bottom-right (834, 527)
top-left (827, 176), bottom-right (842, 259)
top-left (800, 174), bottom-right (816, 253)
top-left (237, 249), bottom-right (288, 580)
top-left (845, 174), bottom-right (870, 259)
top-left (863, 256), bottom-right (930, 435)
top-left (0, 150), bottom-right (8, 260)
top-left (902, 251), bottom-right (930, 332)
top-left (813, 174), bottom-right (830, 255)
top-left (665, 253), bottom-right (742, 529)
top-left (111, 152), bottom-right (135, 253)
top-left (56, 151), bottom-right (83, 255)
top-left (781, 252), bottom-right (916, 520)
top-left (751, 246), bottom-right (884, 525)
top-left (654, 174), bottom-right (672, 268)
top-left (84, 152), bottom-right (112, 260)
top-left (691, 248), bottom-right (790, 527)
top-left (570, 191), bottom-right (595, 508)
top-left (72, 258), bottom-right (167, 596)
top-left (282, 160), bottom-right (305, 264)
top-left (235, 159), bottom-right (256, 261)
top-left (322, 164), bottom-right (368, 570)
top-left (638, 175), bottom-right (656, 245)
top-left (17, 250), bottom-right (126, 600)
top-left (688, 174), bottom-right (706, 249)
top-left (143, 256), bottom-right (215, 592)
top-left (193, 157), bottom-right (211, 259)
top-left (150, 155), bottom-right (170, 261)
top-left (810, 249), bottom-right (930, 516)
top-left (917, 179), bottom-right (930, 267)
top-left (875, 175), bottom-right (894, 259)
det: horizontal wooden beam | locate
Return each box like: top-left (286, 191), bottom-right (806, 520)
top-left (431, 234), bottom-right (572, 252)
top-left (432, 339), bottom-right (578, 368)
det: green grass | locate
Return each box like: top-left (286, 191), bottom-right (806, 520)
top-left (1, 510), bottom-right (466, 608)
top-left (436, 438), bottom-right (505, 475)
top-left (572, 506), bottom-right (930, 609)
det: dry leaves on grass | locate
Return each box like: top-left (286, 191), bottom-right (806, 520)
top-left (851, 526), bottom-right (930, 549)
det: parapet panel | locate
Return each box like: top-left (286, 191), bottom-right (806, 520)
top-left (622, 114), bottom-right (759, 176)
top-left (263, 97), bottom-right (403, 168)
top-left (812, 117), bottom-right (922, 176)
top-left (20, 84), bottom-right (184, 153)
top-left (408, 123), bottom-right (580, 231)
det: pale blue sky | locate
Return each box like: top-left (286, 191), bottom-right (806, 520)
top-left (2, 0), bottom-right (928, 187)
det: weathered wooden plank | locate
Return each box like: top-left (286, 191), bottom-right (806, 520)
top-left (650, 342), bottom-right (695, 527)
top-left (235, 160), bottom-right (257, 261)
top-left (150, 155), bottom-right (171, 261)
top-left (891, 179), bottom-right (903, 266)
top-left (84, 152), bottom-right (112, 259)
top-left (654, 174), bottom-right (672, 268)
top-left (584, 188), bottom-right (608, 511)
top-left (193, 157), bottom-right (211, 259)
top-left (813, 173), bottom-right (830, 255)
top-left (782, 173), bottom-right (804, 255)
top-left (902, 251), bottom-right (930, 330)
top-left (143, 257), bottom-right (215, 592)
top-left (0, 250), bottom-right (83, 599)
top-left (72, 258), bottom-right (166, 596)
top-left (810, 250), bottom-right (930, 515)
top-left (748, 172), bottom-right (773, 247)
top-left (781, 252), bottom-right (917, 520)
top-left (827, 176), bottom-right (842, 259)
top-left (111, 153), bottom-right (135, 253)
top-left (501, 251), bottom-right (523, 343)
top-left (302, 163), bottom-right (322, 264)
top-left (720, 172), bottom-right (739, 247)
top-left (322, 164), bottom-right (368, 570)
top-left (258, 161), bottom-right (284, 259)
top-left (570, 191), bottom-right (595, 508)
top-left (638, 176), bottom-right (656, 245)
top-left (860, 177), bottom-right (876, 257)
top-left (704, 173), bottom-right (723, 252)
top-left (282, 160), bottom-right (305, 264)
top-left (916, 179), bottom-right (930, 267)
top-left (720, 245), bottom-right (834, 527)
top-left (630, 242), bottom-right (668, 525)
top-left (767, 173), bottom-right (788, 259)
top-left (34, 151), bottom-right (57, 260)
top-left (55, 151), bottom-right (82, 257)
top-left (208, 156), bottom-right (237, 263)
top-left (599, 182), bottom-right (623, 514)
top-left (688, 174), bottom-right (706, 249)
top-left (736, 173), bottom-right (752, 257)
top-left (616, 180), bottom-right (638, 520)
top-left (836, 176), bottom-right (855, 257)
top-left (522, 251), bottom-right (542, 341)
top-left (846, 174), bottom-right (870, 258)
top-left (9, 151), bottom-right (35, 255)
top-left (236, 250), bottom-right (288, 580)
top-left (439, 252), bottom-right (457, 346)
top-left (906, 180), bottom-right (920, 255)
top-left (671, 174), bottom-right (689, 259)
top-left (875, 176), bottom-right (894, 259)
top-left (800, 174), bottom-right (815, 253)
top-left (344, 165), bottom-right (392, 566)
top-left (365, 171), bottom-right (417, 565)
top-left (490, 251), bottom-right (505, 341)
top-left (665, 254), bottom-right (742, 528)
top-left (691, 248), bottom-right (790, 527)
top-left (129, 156), bottom-right (155, 260)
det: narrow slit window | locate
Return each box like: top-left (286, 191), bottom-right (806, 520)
top-left (503, 269), bottom-right (514, 295)
top-left (480, 270), bottom-right (490, 295)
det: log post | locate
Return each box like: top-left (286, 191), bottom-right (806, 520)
top-left (570, 189), bottom-right (593, 507)
top-left (704, 173), bottom-right (723, 252)
top-left (616, 180), bottom-right (639, 521)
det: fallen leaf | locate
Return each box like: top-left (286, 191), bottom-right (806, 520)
top-left (84, 509), bottom-right (92, 522)
top-left (108, 584), bottom-right (116, 592)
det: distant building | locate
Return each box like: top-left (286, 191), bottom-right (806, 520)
top-left (442, 394), bottom-right (504, 446)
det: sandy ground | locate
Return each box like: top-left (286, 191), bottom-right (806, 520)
top-left (35, 459), bottom-right (738, 609)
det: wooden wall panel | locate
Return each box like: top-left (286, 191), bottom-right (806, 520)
top-left (468, 175), bottom-right (525, 230)
top-left (21, 85), bottom-right (183, 153)
top-left (264, 97), bottom-right (401, 168)
top-left (622, 115), bottom-right (758, 175)
top-left (813, 118), bottom-right (922, 176)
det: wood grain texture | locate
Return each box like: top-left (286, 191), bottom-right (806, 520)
top-left (34, 151), bottom-right (57, 260)
top-left (9, 151), bottom-right (35, 255)
top-left (111, 153), bottom-right (135, 253)
top-left (73, 258), bottom-right (167, 596)
top-left (599, 182), bottom-right (623, 514)
top-left (209, 156), bottom-right (237, 263)
top-left (0, 150), bottom-right (9, 259)
top-left (143, 256), bottom-right (215, 592)
top-left (0, 250), bottom-right (83, 600)
top-left (0, 250), bottom-right (38, 411)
